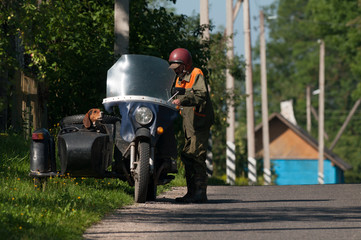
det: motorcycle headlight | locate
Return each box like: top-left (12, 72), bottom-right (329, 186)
top-left (134, 107), bottom-right (153, 125)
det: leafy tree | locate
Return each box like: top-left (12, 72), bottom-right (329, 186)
top-left (18, 0), bottom-right (115, 124)
top-left (0, 1), bottom-right (22, 130)
top-left (129, 0), bottom-right (209, 70)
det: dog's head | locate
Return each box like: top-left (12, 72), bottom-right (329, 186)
top-left (83, 108), bottom-right (102, 129)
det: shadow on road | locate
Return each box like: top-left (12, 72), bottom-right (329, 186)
top-left (114, 203), bottom-right (361, 226)
top-left (155, 197), bottom-right (243, 204)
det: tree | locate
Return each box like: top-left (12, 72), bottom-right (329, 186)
top-left (19, 1), bottom-right (115, 124)
top-left (129, 0), bottom-right (209, 69)
top-left (0, 1), bottom-right (21, 131)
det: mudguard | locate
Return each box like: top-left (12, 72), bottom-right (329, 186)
top-left (30, 128), bottom-right (56, 174)
top-left (136, 127), bottom-right (151, 138)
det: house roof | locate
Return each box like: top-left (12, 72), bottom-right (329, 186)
top-left (255, 112), bottom-right (352, 171)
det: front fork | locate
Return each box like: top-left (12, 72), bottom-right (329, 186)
top-left (129, 141), bottom-right (155, 175)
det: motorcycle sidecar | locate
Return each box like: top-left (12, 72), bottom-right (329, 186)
top-left (29, 114), bottom-right (125, 184)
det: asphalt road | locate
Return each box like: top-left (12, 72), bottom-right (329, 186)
top-left (83, 184), bottom-right (361, 240)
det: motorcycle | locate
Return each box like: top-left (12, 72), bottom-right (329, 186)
top-left (103, 54), bottom-right (184, 202)
top-left (30, 54), bottom-right (182, 203)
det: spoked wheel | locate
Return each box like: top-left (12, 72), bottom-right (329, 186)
top-left (134, 140), bottom-right (150, 203)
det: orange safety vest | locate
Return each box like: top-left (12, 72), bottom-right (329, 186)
top-left (174, 68), bottom-right (214, 137)
top-left (175, 68), bottom-right (203, 89)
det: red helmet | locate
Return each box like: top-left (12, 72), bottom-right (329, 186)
top-left (168, 48), bottom-right (192, 71)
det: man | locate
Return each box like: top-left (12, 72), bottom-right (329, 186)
top-left (168, 48), bottom-right (214, 203)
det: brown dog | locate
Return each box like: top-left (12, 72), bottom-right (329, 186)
top-left (83, 108), bottom-right (102, 129)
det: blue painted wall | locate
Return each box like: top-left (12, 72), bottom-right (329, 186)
top-left (272, 159), bottom-right (344, 185)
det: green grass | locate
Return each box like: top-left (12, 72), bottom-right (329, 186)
top-left (0, 133), bottom-right (135, 240)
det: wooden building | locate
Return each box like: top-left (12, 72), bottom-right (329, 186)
top-left (255, 113), bottom-right (352, 185)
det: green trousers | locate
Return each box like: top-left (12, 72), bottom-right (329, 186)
top-left (181, 129), bottom-right (210, 180)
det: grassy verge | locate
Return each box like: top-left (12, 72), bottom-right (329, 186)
top-left (0, 133), bottom-right (134, 240)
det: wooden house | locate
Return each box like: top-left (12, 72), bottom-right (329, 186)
top-left (255, 113), bottom-right (352, 185)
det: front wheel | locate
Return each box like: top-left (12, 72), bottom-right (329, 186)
top-left (146, 175), bottom-right (157, 201)
top-left (134, 140), bottom-right (150, 203)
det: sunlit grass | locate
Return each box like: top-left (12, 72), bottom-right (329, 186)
top-left (0, 175), bottom-right (134, 239)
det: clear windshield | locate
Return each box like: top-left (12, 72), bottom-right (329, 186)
top-left (105, 54), bottom-right (175, 102)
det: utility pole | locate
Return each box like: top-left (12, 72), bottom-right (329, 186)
top-left (222, 0), bottom-right (243, 37)
top-left (200, 0), bottom-right (213, 177)
top-left (200, 0), bottom-right (209, 40)
top-left (318, 39), bottom-right (325, 185)
top-left (226, 0), bottom-right (236, 185)
top-left (259, 11), bottom-right (270, 185)
top-left (243, 0), bottom-right (256, 184)
top-left (306, 85), bottom-right (311, 133)
top-left (114, 0), bottom-right (129, 58)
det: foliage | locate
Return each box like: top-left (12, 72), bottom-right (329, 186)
top-left (20, 1), bottom-right (115, 125)
top-left (0, 2), bottom-right (19, 114)
top-left (1, 0), bottom-right (117, 127)
top-left (0, 2), bottom-right (18, 74)
top-left (129, 0), bottom-right (209, 72)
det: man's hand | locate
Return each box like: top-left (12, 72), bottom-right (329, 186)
top-left (172, 99), bottom-right (181, 106)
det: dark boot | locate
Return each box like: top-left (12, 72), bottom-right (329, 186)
top-left (188, 175), bottom-right (207, 203)
top-left (175, 171), bottom-right (194, 203)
